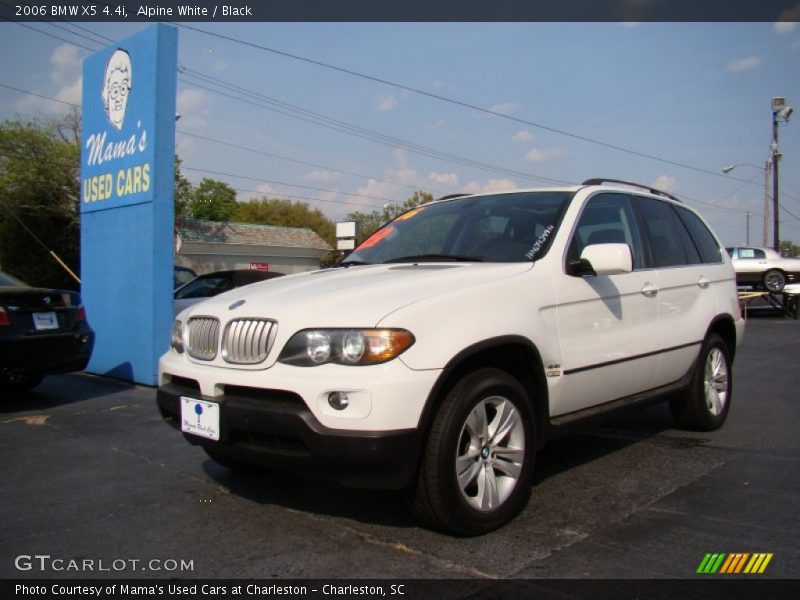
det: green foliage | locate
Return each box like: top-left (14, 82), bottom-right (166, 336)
top-left (346, 190), bottom-right (434, 244)
top-left (174, 155), bottom-right (193, 220)
top-left (779, 240), bottom-right (800, 258)
top-left (0, 114), bottom-right (81, 289)
top-left (235, 197), bottom-right (336, 246)
top-left (188, 178), bottom-right (239, 221)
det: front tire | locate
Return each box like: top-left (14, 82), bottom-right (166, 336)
top-left (406, 368), bottom-right (535, 536)
top-left (670, 334), bottom-right (732, 431)
top-left (763, 269), bottom-right (786, 292)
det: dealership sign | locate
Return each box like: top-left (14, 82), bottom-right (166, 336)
top-left (80, 24), bottom-right (177, 385)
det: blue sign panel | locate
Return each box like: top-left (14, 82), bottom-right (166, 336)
top-left (80, 24), bottom-right (177, 385)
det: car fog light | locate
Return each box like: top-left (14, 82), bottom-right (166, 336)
top-left (328, 392), bottom-right (350, 410)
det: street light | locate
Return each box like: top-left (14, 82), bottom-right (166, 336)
top-left (722, 162), bottom-right (771, 246)
top-left (771, 96), bottom-right (793, 253)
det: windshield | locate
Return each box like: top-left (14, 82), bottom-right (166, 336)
top-left (175, 275), bottom-right (233, 300)
top-left (0, 271), bottom-right (26, 287)
top-left (344, 191), bottom-right (573, 265)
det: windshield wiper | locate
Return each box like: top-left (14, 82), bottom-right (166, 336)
top-left (383, 254), bottom-right (484, 264)
top-left (338, 260), bottom-right (369, 267)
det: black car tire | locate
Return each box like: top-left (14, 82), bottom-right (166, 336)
top-left (670, 334), bottom-right (732, 431)
top-left (1, 373), bottom-right (44, 394)
top-left (405, 368), bottom-right (535, 536)
top-left (763, 269), bottom-right (786, 293)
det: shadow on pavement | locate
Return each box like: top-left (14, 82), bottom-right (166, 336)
top-left (200, 402), bottom-right (679, 530)
top-left (0, 372), bottom-right (136, 413)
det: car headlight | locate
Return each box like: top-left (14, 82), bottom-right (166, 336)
top-left (171, 320), bottom-right (184, 354)
top-left (279, 329), bottom-right (414, 366)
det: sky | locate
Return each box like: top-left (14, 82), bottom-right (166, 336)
top-left (1, 21), bottom-right (799, 246)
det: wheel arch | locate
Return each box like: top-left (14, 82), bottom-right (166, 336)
top-left (416, 336), bottom-right (549, 451)
top-left (705, 314), bottom-right (738, 361)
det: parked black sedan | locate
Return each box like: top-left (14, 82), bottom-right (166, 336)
top-left (174, 269), bottom-right (285, 316)
top-left (0, 271), bottom-right (94, 393)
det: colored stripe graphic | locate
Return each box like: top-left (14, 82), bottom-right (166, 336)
top-left (697, 553), bottom-right (726, 574)
top-left (744, 553), bottom-right (773, 574)
top-left (698, 552), bottom-right (773, 574)
top-left (720, 553), bottom-right (749, 573)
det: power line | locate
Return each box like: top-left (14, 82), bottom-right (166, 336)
top-left (174, 23), bottom-right (759, 184)
top-left (0, 82), bottom-right (80, 108)
top-left (177, 129), bottom-right (446, 196)
top-left (178, 67), bottom-right (573, 187)
top-left (7, 20), bottom-right (99, 52)
top-left (182, 166), bottom-right (393, 206)
top-left (227, 186), bottom-right (385, 211)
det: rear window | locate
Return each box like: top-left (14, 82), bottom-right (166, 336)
top-left (674, 206), bottom-right (723, 264)
top-left (635, 197), bottom-right (690, 267)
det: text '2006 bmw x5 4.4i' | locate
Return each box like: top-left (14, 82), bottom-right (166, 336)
top-left (157, 178), bottom-right (744, 535)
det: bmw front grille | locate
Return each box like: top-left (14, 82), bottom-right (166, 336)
top-left (186, 317), bottom-right (220, 361)
top-left (222, 318), bottom-right (276, 365)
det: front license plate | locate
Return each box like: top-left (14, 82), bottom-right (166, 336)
top-left (32, 312), bottom-right (58, 331)
top-left (180, 397), bottom-right (220, 441)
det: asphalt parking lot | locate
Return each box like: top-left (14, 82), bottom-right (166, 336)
top-left (1, 316), bottom-right (798, 586)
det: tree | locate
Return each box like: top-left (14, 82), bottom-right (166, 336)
top-left (346, 190), bottom-right (434, 244)
top-left (235, 197), bottom-right (336, 246)
top-left (779, 240), bottom-right (799, 258)
top-left (188, 178), bottom-right (238, 221)
top-left (174, 155), bottom-right (193, 221)
top-left (0, 114), bottom-right (81, 289)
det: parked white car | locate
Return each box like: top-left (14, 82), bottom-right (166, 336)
top-left (725, 246), bottom-right (800, 292)
top-left (158, 179), bottom-right (744, 535)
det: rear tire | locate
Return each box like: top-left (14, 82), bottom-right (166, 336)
top-left (0, 373), bottom-right (44, 394)
top-left (763, 269), bottom-right (786, 292)
top-left (406, 368), bottom-right (535, 536)
top-left (670, 334), bottom-right (732, 431)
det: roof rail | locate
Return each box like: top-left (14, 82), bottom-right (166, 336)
top-left (437, 193), bottom-right (470, 201)
top-left (581, 178), bottom-right (681, 203)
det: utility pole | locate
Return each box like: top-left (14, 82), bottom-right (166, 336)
top-left (745, 211), bottom-right (750, 245)
top-left (771, 97), bottom-right (793, 253)
top-left (763, 159), bottom-right (770, 247)
top-left (772, 104), bottom-right (780, 252)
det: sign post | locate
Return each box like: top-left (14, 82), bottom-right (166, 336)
top-left (80, 24), bottom-right (178, 385)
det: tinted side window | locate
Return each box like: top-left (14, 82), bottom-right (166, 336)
top-left (635, 197), bottom-right (690, 267)
top-left (672, 211), bottom-right (702, 265)
top-left (674, 206), bottom-right (723, 264)
top-left (567, 193), bottom-right (646, 269)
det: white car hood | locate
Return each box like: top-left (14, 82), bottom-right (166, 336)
top-left (183, 262), bottom-right (533, 327)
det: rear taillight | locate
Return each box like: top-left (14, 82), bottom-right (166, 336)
top-left (74, 305), bottom-right (86, 322)
top-left (0, 307), bottom-right (9, 326)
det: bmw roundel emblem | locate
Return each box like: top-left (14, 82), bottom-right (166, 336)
top-left (228, 299), bottom-right (246, 310)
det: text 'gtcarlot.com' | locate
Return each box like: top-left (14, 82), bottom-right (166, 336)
top-left (14, 554), bottom-right (194, 573)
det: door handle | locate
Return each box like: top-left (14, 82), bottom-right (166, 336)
top-left (698, 276), bottom-right (710, 289)
top-left (641, 282), bottom-right (658, 297)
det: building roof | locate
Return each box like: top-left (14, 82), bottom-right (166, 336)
top-left (177, 219), bottom-right (332, 251)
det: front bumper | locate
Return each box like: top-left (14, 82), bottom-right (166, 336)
top-left (156, 381), bottom-right (423, 489)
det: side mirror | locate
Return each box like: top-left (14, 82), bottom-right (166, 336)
top-left (569, 243), bottom-right (633, 277)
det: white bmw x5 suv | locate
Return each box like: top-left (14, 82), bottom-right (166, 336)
top-left (158, 178), bottom-right (744, 535)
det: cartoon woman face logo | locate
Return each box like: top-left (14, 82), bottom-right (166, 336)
top-left (102, 49), bottom-right (132, 130)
